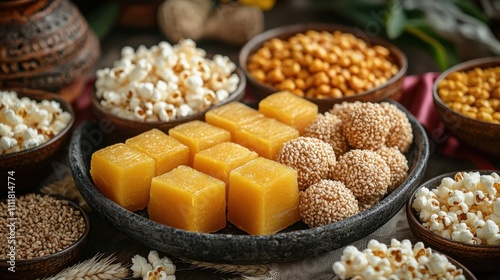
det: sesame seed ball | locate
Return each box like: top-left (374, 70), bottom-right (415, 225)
top-left (304, 112), bottom-right (350, 156)
top-left (276, 136), bottom-right (336, 191)
top-left (299, 179), bottom-right (359, 228)
top-left (343, 102), bottom-right (390, 150)
top-left (381, 102), bottom-right (413, 153)
top-left (329, 101), bottom-right (363, 123)
top-left (332, 149), bottom-right (390, 199)
top-left (374, 146), bottom-right (409, 193)
top-left (357, 194), bottom-right (385, 212)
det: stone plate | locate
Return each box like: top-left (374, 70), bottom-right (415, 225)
top-left (69, 101), bottom-right (429, 264)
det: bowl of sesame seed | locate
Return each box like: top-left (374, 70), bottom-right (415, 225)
top-left (239, 23), bottom-right (407, 112)
top-left (0, 193), bottom-right (90, 280)
top-left (0, 89), bottom-right (75, 193)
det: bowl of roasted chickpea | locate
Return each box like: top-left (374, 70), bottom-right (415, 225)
top-left (433, 56), bottom-right (500, 158)
top-left (91, 39), bottom-right (246, 142)
top-left (0, 89), bottom-right (75, 193)
top-left (406, 170), bottom-right (500, 273)
top-left (239, 23), bottom-right (407, 112)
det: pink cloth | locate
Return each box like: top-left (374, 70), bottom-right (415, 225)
top-left (72, 74), bottom-right (498, 170)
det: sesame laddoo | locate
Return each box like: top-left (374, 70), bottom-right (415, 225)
top-left (333, 149), bottom-right (390, 205)
top-left (381, 102), bottom-right (413, 153)
top-left (329, 101), bottom-right (363, 123)
top-left (343, 103), bottom-right (391, 150)
top-left (303, 112), bottom-right (349, 156)
top-left (374, 146), bottom-right (409, 192)
top-left (299, 179), bottom-right (359, 228)
top-left (276, 136), bottom-right (336, 191)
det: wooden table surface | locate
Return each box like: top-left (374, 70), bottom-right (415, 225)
top-left (31, 0), bottom-right (500, 279)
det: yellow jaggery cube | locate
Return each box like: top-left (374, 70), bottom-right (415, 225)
top-left (258, 91), bottom-right (318, 135)
top-left (227, 157), bottom-right (300, 235)
top-left (125, 129), bottom-right (189, 175)
top-left (168, 120), bottom-right (231, 164)
top-left (148, 165), bottom-right (226, 233)
top-left (205, 101), bottom-right (265, 137)
top-left (193, 142), bottom-right (258, 194)
top-left (90, 143), bottom-right (155, 211)
top-left (234, 117), bottom-right (299, 159)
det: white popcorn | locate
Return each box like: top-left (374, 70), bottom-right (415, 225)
top-left (95, 40), bottom-right (239, 122)
top-left (0, 124), bottom-right (13, 137)
top-left (333, 239), bottom-right (465, 279)
top-left (413, 171), bottom-right (500, 245)
top-left (131, 250), bottom-right (176, 280)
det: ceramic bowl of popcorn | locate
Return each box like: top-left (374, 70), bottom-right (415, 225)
top-left (0, 89), bottom-right (75, 193)
top-left (406, 170), bottom-right (500, 273)
top-left (433, 56), bottom-right (500, 158)
top-left (239, 23), bottom-right (407, 112)
top-left (91, 39), bottom-right (246, 142)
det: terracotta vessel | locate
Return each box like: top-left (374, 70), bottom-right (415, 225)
top-left (0, 0), bottom-right (100, 92)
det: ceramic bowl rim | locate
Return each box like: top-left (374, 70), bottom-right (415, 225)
top-left (406, 169), bottom-right (500, 249)
top-left (239, 22), bottom-right (408, 102)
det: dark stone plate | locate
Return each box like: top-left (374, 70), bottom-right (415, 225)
top-left (69, 101), bottom-right (429, 264)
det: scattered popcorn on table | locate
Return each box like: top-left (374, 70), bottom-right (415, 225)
top-left (332, 239), bottom-right (466, 280)
top-left (95, 39), bottom-right (240, 122)
top-left (0, 91), bottom-right (72, 154)
top-left (412, 171), bottom-right (500, 245)
top-left (131, 250), bottom-right (176, 280)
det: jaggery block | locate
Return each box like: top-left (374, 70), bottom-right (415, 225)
top-left (168, 120), bottom-right (231, 164)
top-left (227, 157), bottom-right (300, 235)
top-left (148, 165), bottom-right (226, 233)
top-left (90, 143), bottom-right (155, 211)
top-left (234, 117), bottom-right (299, 160)
top-left (258, 91), bottom-right (318, 135)
top-left (193, 142), bottom-right (258, 196)
top-left (205, 101), bottom-right (265, 137)
top-left (125, 128), bottom-right (189, 175)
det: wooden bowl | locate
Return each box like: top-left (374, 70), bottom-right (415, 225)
top-left (406, 170), bottom-right (500, 273)
top-left (69, 101), bottom-right (429, 264)
top-left (0, 89), bottom-right (75, 193)
top-left (239, 23), bottom-right (408, 112)
top-left (0, 196), bottom-right (90, 280)
top-left (90, 67), bottom-right (246, 142)
top-left (433, 57), bottom-right (500, 158)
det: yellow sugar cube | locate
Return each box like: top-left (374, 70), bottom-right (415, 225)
top-left (125, 128), bottom-right (189, 175)
top-left (148, 165), bottom-right (226, 233)
top-left (90, 143), bottom-right (155, 211)
top-left (258, 91), bottom-right (318, 135)
top-left (227, 157), bottom-right (300, 235)
top-left (168, 120), bottom-right (231, 165)
top-left (205, 101), bottom-right (265, 137)
top-left (234, 117), bottom-right (299, 160)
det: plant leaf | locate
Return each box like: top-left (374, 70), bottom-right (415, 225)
top-left (386, 0), bottom-right (407, 39)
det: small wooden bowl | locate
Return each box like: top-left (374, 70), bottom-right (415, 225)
top-left (433, 57), bottom-right (500, 158)
top-left (239, 23), bottom-right (408, 112)
top-left (406, 170), bottom-right (500, 273)
top-left (0, 89), bottom-right (75, 193)
top-left (0, 196), bottom-right (90, 280)
top-left (90, 67), bottom-right (246, 142)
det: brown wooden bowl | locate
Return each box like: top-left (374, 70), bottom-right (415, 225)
top-left (433, 57), bottom-right (500, 158)
top-left (90, 67), bottom-right (246, 142)
top-left (0, 89), bottom-right (75, 194)
top-left (239, 23), bottom-right (408, 112)
top-left (0, 196), bottom-right (90, 280)
top-left (406, 170), bottom-right (500, 273)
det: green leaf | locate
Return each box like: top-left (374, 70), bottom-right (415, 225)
top-left (85, 2), bottom-right (120, 40)
top-left (452, 0), bottom-right (489, 23)
top-left (385, 0), bottom-right (407, 39)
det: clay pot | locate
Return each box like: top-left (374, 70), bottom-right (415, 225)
top-left (0, 0), bottom-right (100, 92)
